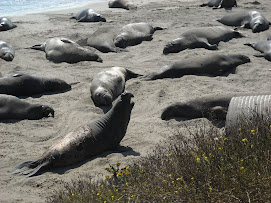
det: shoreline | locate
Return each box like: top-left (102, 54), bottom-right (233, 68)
top-left (1, 0), bottom-right (271, 202)
top-left (1, 0), bottom-right (106, 17)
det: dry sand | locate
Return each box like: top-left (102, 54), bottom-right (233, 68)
top-left (0, 0), bottom-right (271, 202)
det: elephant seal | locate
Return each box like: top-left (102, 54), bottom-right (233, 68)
top-left (0, 94), bottom-right (54, 121)
top-left (108, 0), bottom-right (137, 10)
top-left (200, 0), bottom-right (237, 9)
top-left (161, 93), bottom-right (268, 120)
top-left (30, 37), bottom-right (103, 63)
top-left (217, 11), bottom-right (270, 33)
top-left (91, 67), bottom-right (141, 106)
top-left (0, 40), bottom-right (15, 61)
top-left (0, 74), bottom-right (71, 97)
top-left (143, 54), bottom-right (250, 80)
top-left (163, 26), bottom-right (245, 55)
top-left (71, 9), bottom-right (106, 22)
top-left (114, 22), bottom-right (163, 48)
top-left (87, 27), bottom-right (122, 53)
top-left (244, 40), bottom-right (271, 61)
top-left (13, 92), bottom-right (134, 177)
top-left (0, 17), bottom-right (16, 31)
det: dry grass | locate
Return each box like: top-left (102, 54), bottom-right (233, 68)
top-left (47, 118), bottom-right (271, 202)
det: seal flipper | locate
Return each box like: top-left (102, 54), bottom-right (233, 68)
top-left (12, 159), bottom-right (50, 177)
top-left (30, 44), bottom-right (46, 51)
top-left (125, 69), bottom-right (143, 80)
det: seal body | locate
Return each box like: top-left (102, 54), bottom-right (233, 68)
top-left (163, 26), bottom-right (244, 54)
top-left (13, 92), bottom-right (134, 177)
top-left (72, 9), bottom-right (106, 22)
top-left (108, 0), bottom-right (137, 10)
top-left (0, 94), bottom-right (54, 120)
top-left (87, 27), bottom-right (120, 53)
top-left (91, 67), bottom-right (141, 106)
top-left (0, 74), bottom-right (71, 97)
top-left (200, 0), bottom-right (237, 9)
top-left (0, 17), bottom-right (16, 31)
top-left (0, 40), bottom-right (15, 61)
top-left (217, 11), bottom-right (270, 33)
top-left (143, 54), bottom-right (250, 80)
top-left (31, 38), bottom-right (103, 63)
top-left (161, 93), bottom-right (269, 120)
top-left (245, 40), bottom-right (271, 61)
top-left (114, 22), bottom-right (163, 48)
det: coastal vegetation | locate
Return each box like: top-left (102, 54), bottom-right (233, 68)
top-left (48, 118), bottom-right (271, 202)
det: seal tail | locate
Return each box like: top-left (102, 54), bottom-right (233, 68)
top-left (244, 43), bottom-right (253, 47)
top-left (70, 16), bottom-right (76, 19)
top-left (200, 3), bottom-right (207, 7)
top-left (154, 26), bottom-right (164, 31)
top-left (125, 69), bottom-right (143, 80)
top-left (12, 159), bottom-right (49, 177)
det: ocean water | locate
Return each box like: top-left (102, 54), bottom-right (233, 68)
top-left (0, 0), bottom-right (104, 16)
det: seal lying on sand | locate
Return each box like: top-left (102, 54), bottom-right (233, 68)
top-left (161, 93), bottom-right (269, 120)
top-left (0, 17), bottom-right (16, 31)
top-left (143, 54), bottom-right (250, 80)
top-left (30, 37), bottom-right (103, 63)
top-left (217, 11), bottom-right (270, 33)
top-left (71, 8), bottom-right (106, 22)
top-left (0, 74), bottom-right (71, 97)
top-left (87, 27), bottom-right (122, 53)
top-left (200, 0), bottom-right (237, 9)
top-left (114, 22), bottom-right (163, 48)
top-left (108, 0), bottom-right (137, 10)
top-left (245, 40), bottom-right (271, 61)
top-left (163, 26), bottom-right (244, 54)
top-left (91, 67), bottom-right (141, 106)
top-left (0, 94), bottom-right (54, 121)
top-left (0, 40), bottom-right (15, 61)
top-left (13, 92), bottom-right (134, 177)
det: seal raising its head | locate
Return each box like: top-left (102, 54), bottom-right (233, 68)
top-left (13, 92), bottom-right (134, 177)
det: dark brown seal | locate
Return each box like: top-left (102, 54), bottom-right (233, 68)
top-left (13, 92), bottom-right (134, 177)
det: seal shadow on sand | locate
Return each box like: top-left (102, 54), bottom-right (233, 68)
top-left (36, 146), bottom-right (140, 176)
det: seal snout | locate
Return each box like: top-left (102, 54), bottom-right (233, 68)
top-left (4, 52), bottom-right (14, 61)
top-left (121, 92), bottom-right (134, 107)
top-left (41, 105), bottom-right (55, 118)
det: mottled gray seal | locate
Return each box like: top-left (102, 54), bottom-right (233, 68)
top-left (143, 54), bottom-right (250, 80)
top-left (30, 37), bottom-right (103, 63)
top-left (244, 40), bottom-right (271, 61)
top-left (108, 0), bottom-right (137, 10)
top-left (71, 8), bottom-right (106, 22)
top-left (86, 27), bottom-right (122, 53)
top-left (0, 17), bottom-right (16, 31)
top-left (0, 40), bottom-right (15, 61)
top-left (0, 74), bottom-right (71, 97)
top-left (114, 22), bottom-right (163, 48)
top-left (217, 11), bottom-right (270, 33)
top-left (0, 94), bottom-right (54, 121)
top-left (13, 92), bottom-right (134, 177)
top-left (200, 0), bottom-right (237, 9)
top-left (161, 93), bottom-right (268, 120)
top-left (91, 67), bottom-right (141, 106)
top-left (163, 26), bottom-right (245, 55)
